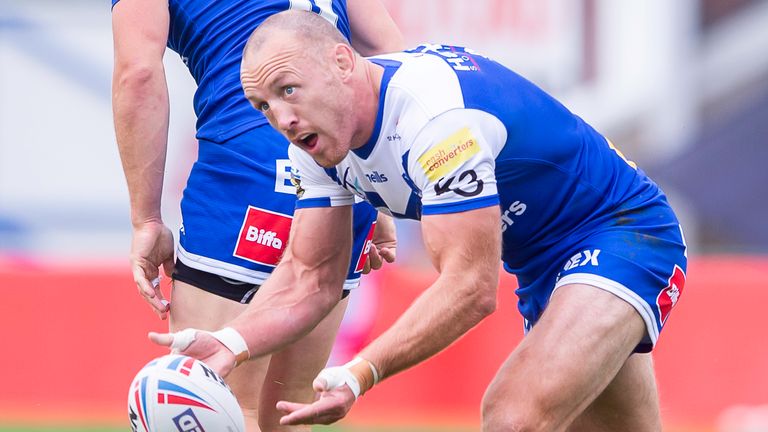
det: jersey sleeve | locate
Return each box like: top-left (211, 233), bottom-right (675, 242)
top-left (288, 145), bottom-right (355, 209)
top-left (407, 109), bottom-right (507, 215)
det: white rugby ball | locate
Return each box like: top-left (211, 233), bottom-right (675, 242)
top-left (128, 354), bottom-right (245, 432)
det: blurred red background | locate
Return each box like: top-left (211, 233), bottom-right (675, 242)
top-left (0, 256), bottom-right (766, 429)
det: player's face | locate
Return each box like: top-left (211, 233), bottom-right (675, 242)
top-left (242, 35), bottom-right (355, 168)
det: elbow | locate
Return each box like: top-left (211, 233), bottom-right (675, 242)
top-left (114, 62), bottom-right (162, 91)
top-left (457, 280), bottom-right (497, 325)
top-left (474, 287), bottom-right (497, 319)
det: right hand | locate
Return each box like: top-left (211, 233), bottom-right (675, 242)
top-left (149, 329), bottom-right (238, 378)
top-left (130, 221), bottom-right (175, 319)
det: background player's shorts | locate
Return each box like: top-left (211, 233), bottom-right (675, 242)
top-left (508, 197), bottom-right (688, 353)
top-left (175, 125), bottom-right (378, 298)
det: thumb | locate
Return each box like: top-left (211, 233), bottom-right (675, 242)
top-left (148, 328), bottom-right (198, 352)
top-left (314, 367), bottom-right (344, 391)
top-left (148, 332), bottom-right (174, 347)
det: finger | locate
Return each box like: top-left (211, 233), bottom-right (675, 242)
top-left (278, 402), bottom-right (323, 425)
top-left (378, 247), bottom-right (396, 263)
top-left (276, 401), bottom-right (307, 415)
top-left (136, 276), bottom-right (168, 318)
top-left (368, 246), bottom-right (383, 270)
top-left (148, 331), bottom-right (175, 348)
top-left (152, 277), bottom-right (170, 312)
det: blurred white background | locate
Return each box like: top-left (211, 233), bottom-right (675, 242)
top-left (1, 0), bottom-right (766, 261)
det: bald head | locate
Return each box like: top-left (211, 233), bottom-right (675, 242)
top-left (243, 10), bottom-right (350, 67)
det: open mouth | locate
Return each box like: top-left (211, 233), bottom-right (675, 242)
top-left (298, 133), bottom-right (318, 149)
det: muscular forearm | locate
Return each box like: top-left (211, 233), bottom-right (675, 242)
top-left (227, 253), bottom-right (344, 358)
top-left (359, 272), bottom-right (497, 380)
top-left (112, 62), bottom-right (170, 226)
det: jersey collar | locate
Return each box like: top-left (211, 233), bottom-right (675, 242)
top-left (352, 58), bottom-right (402, 159)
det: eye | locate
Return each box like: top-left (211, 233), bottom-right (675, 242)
top-left (284, 86), bottom-right (295, 96)
top-left (258, 101), bottom-right (270, 112)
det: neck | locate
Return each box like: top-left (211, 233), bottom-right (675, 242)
top-left (349, 58), bottom-right (384, 150)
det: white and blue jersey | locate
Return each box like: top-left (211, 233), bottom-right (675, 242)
top-left (111, 0), bottom-right (377, 293)
top-left (290, 45), bottom-right (688, 351)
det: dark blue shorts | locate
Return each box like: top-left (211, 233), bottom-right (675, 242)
top-left (176, 125), bottom-right (378, 294)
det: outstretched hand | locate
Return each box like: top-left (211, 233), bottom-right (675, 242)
top-left (149, 329), bottom-right (237, 378)
top-left (130, 221), bottom-right (175, 319)
top-left (276, 372), bottom-right (357, 425)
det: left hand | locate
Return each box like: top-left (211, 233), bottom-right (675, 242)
top-left (276, 369), bottom-right (357, 425)
top-left (149, 329), bottom-right (237, 377)
top-left (363, 213), bottom-right (397, 274)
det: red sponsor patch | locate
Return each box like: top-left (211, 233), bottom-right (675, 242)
top-left (354, 221), bottom-right (377, 273)
top-left (657, 265), bottom-right (686, 325)
top-left (233, 206), bottom-right (292, 267)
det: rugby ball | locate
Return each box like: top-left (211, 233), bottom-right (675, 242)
top-left (128, 354), bottom-right (245, 432)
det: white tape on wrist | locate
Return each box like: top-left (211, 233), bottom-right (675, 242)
top-left (210, 327), bottom-right (250, 366)
top-left (356, 356), bottom-right (380, 385)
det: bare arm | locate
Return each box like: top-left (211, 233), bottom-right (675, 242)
top-left (112, 0), bottom-right (175, 317)
top-left (112, 0), bottom-right (170, 227)
top-left (276, 205), bottom-right (501, 425)
top-left (228, 205), bottom-right (354, 357)
top-left (150, 205), bottom-right (355, 374)
top-left (347, 0), bottom-right (405, 55)
top-left (359, 205), bottom-right (500, 379)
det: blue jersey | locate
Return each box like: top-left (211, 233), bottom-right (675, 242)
top-left (291, 45), bottom-right (688, 350)
top-left (112, 0), bottom-right (378, 289)
top-left (112, 0), bottom-right (351, 143)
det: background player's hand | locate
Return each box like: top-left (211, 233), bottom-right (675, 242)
top-left (130, 221), bottom-right (175, 319)
top-left (276, 372), bottom-right (357, 425)
top-left (149, 329), bottom-right (237, 378)
top-left (363, 213), bottom-right (397, 274)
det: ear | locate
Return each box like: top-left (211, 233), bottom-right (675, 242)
top-left (333, 43), bottom-right (356, 81)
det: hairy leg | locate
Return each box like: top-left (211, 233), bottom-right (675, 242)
top-left (170, 280), bottom-right (268, 432)
top-left (481, 283), bottom-right (657, 432)
top-left (567, 353), bottom-right (660, 431)
top-left (257, 297), bottom-right (349, 432)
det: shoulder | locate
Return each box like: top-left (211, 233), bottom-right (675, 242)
top-left (383, 51), bottom-right (466, 120)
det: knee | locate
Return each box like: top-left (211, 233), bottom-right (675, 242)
top-left (481, 388), bottom-right (551, 432)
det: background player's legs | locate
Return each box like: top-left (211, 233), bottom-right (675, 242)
top-left (170, 280), bottom-right (269, 431)
top-left (257, 297), bottom-right (350, 431)
top-left (481, 283), bottom-right (658, 432)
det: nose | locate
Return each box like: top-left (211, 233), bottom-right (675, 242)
top-left (270, 102), bottom-right (298, 134)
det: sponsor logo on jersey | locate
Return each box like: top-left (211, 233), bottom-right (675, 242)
top-left (563, 249), bottom-right (601, 271)
top-left (500, 200), bottom-right (527, 232)
top-left (657, 265), bottom-right (685, 325)
top-left (418, 127), bottom-right (481, 181)
top-left (354, 221), bottom-right (377, 273)
top-left (233, 206), bottom-right (292, 267)
top-left (289, 167), bottom-right (305, 198)
top-left (365, 171), bottom-right (389, 183)
top-left (172, 408), bottom-right (206, 432)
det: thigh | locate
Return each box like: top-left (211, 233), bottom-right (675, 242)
top-left (483, 283), bottom-right (647, 431)
top-left (169, 280), bottom-right (271, 414)
top-left (568, 353), bottom-right (661, 432)
top-left (257, 297), bottom-right (350, 430)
